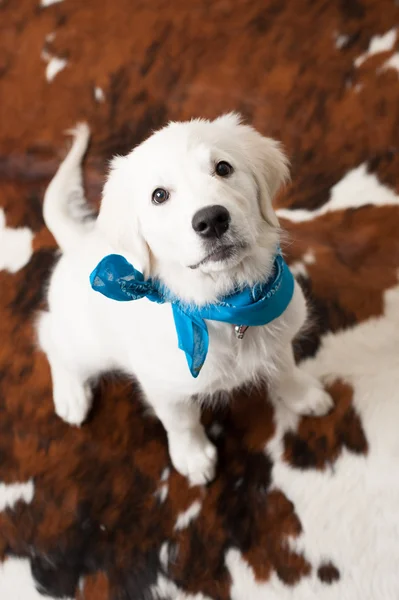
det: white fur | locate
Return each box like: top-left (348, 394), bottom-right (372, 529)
top-left (37, 115), bottom-right (332, 485)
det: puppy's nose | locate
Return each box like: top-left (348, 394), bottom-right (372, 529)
top-left (192, 205), bottom-right (230, 239)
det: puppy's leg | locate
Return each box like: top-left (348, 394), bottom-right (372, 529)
top-left (142, 386), bottom-right (216, 486)
top-left (49, 358), bottom-right (93, 425)
top-left (270, 344), bottom-right (333, 416)
top-left (37, 312), bottom-right (93, 426)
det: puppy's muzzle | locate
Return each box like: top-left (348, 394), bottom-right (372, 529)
top-left (192, 205), bottom-right (230, 240)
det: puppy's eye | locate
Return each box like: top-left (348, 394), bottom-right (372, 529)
top-left (215, 161), bottom-right (233, 177)
top-left (152, 188), bottom-right (170, 205)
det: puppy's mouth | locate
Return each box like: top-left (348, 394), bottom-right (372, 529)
top-left (189, 243), bottom-right (246, 270)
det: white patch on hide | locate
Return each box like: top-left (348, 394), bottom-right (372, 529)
top-left (160, 467), bottom-right (170, 482)
top-left (174, 500), bottom-right (202, 531)
top-left (159, 542), bottom-right (169, 571)
top-left (334, 32), bottom-right (350, 49)
top-left (151, 574), bottom-right (212, 600)
top-left (0, 480), bottom-right (34, 511)
top-left (46, 57), bottom-right (68, 82)
top-left (277, 164), bottom-right (399, 222)
top-left (154, 483), bottom-right (168, 504)
top-left (355, 28), bottom-right (397, 67)
top-left (0, 557), bottom-right (72, 600)
top-left (289, 249), bottom-right (316, 279)
top-left (0, 208), bottom-right (33, 273)
top-left (40, 0), bottom-right (64, 7)
top-left (380, 52), bottom-right (399, 74)
top-left (94, 86), bottom-right (105, 102)
top-left (289, 261), bottom-right (308, 278)
top-left (303, 250), bottom-right (315, 265)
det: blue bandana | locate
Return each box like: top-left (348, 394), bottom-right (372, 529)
top-left (89, 252), bottom-right (294, 378)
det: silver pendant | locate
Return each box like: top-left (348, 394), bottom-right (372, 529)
top-left (234, 325), bottom-right (249, 340)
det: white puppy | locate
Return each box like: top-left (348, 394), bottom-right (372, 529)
top-left (37, 115), bottom-right (332, 485)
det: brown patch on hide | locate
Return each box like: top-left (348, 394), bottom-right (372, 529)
top-left (318, 561), bottom-right (341, 584)
top-left (284, 381), bottom-right (368, 470)
top-left (77, 572), bottom-right (110, 600)
top-left (243, 490), bottom-right (311, 584)
top-left (283, 205), bottom-right (399, 327)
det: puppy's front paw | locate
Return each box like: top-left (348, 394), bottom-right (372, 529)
top-left (289, 386), bottom-right (333, 417)
top-left (168, 428), bottom-right (217, 486)
top-left (53, 379), bottom-right (93, 426)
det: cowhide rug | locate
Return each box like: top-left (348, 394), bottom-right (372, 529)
top-left (1, 0), bottom-right (399, 598)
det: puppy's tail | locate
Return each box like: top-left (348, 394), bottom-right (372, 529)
top-left (43, 122), bottom-right (95, 253)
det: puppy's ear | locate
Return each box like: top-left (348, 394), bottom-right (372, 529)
top-left (240, 126), bottom-right (290, 228)
top-left (96, 155), bottom-right (150, 274)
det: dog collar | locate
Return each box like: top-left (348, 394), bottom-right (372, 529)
top-left (89, 252), bottom-right (295, 378)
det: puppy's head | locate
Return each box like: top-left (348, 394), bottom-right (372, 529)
top-left (97, 114), bottom-right (289, 304)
